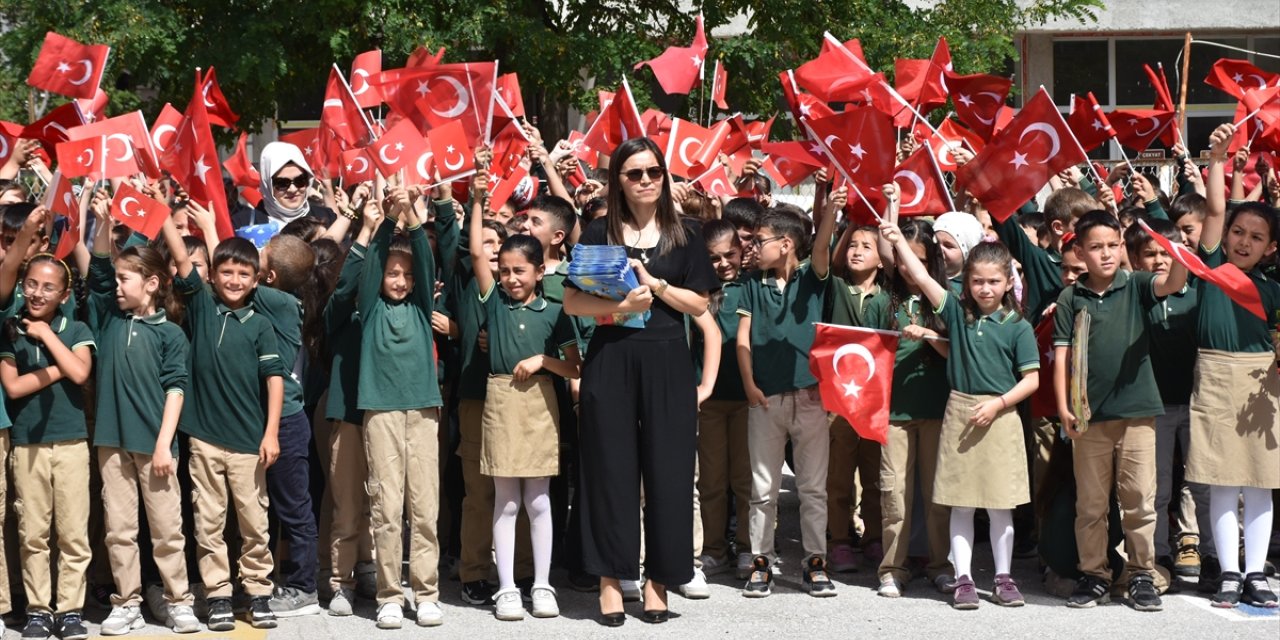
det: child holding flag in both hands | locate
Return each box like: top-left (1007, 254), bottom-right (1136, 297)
top-left (880, 184), bottom-right (1040, 610)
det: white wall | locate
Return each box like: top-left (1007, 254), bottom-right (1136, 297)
top-left (1023, 0), bottom-right (1278, 33)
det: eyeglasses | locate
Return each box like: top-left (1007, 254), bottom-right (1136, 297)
top-left (22, 280), bottom-right (63, 297)
top-left (621, 166), bottom-right (664, 183)
top-left (752, 235), bottom-right (784, 249)
top-left (271, 175), bottom-right (311, 192)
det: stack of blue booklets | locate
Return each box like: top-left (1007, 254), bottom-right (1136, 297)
top-left (568, 244), bottom-right (649, 329)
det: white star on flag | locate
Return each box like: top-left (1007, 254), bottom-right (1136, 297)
top-left (394, 142), bottom-right (404, 151)
top-left (849, 143), bottom-right (865, 158)
top-left (446, 145), bottom-right (456, 154)
top-left (799, 102), bottom-right (812, 117)
top-left (842, 379), bottom-right (863, 398)
top-left (691, 55), bottom-right (703, 68)
top-left (1010, 151), bottom-right (1029, 169)
top-left (57, 61), bottom-right (71, 73)
top-left (194, 157), bottom-right (212, 181)
top-left (416, 81), bottom-right (430, 97)
top-left (957, 94), bottom-right (974, 107)
top-left (1092, 119), bottom-right (1104, 130)
top-left (1233, 73), bottom-right (1244, 83)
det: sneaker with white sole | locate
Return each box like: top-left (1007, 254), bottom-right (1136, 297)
top-left (249, 595), bottom-right (278, 628)
top-left (167, 605), bottom-right (201, 634)
top-left (268, 586), bottom-right (321, 617)
top-left (742, 555), bottom-right (773, 598)
top-left (328, 588), bottom-right (355, 616)
top-left (677, 567), bottom-right (711, 599)
top-left (802, 555), bottom-right (837, 598)
top-left (205, 597), bottom-right (235, 632)
top-left (736, 552), bottom-right (754, 580)
top-left (494, 588), bottom-right (524, 621)
top-left (376, 602), bottom-right (403, 629)
top-left (415, 601), bottom-right (443, 627)
top-left (100, 606), bottom-right (144, 636)
top-left (878, 574), bottom-right (903, 598)
top-left (698, 554), bottom-right (730, 576)
top-left (620, 578), bottom-right (643, 602)
top-left (530, 585), bottom-right (559, 618)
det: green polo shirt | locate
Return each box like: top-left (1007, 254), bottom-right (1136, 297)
top-left (450, 267), bottom-right (489, 401)
top-left (737, 263), bottom-right (826, 397)
top-left (827, 276), bottom-right (890, 330)
top-left (1196, 245), bottom-right (1280, 353)
top-left (888, 298), bottom-right (950, 421)
top-left (995, 214), bottom-right (1063, 319)
top-left (323, 242), bottom-right (365, 425)
top-left (0, 312), bottom-right (95, 445)
top-left (480, 283), bottom-right (575, 375)
top-left (936, 292), bottom-right (1039, 396)
top-left (86, 255), bottom-right (188, 455)
top-left (176, 268), bottom-right (285, 454)
top-left (1053, 269), bottom-right (1164, 421)
top-left (1147, 284), bottom-right (1198, 405)
top-left (251, 286), bottom-right (305, 418)
top-left (542, 262), bottom-right (567, 304)
top-left (705, 282), bottom-right (746, 402)
top-left (357, 220), bottom-right (442, 411)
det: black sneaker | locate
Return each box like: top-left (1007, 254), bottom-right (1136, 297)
top-left (207, 597), bottom-right (235, 632)
top-left (21, 613), bottom-right (54, 640)
top-left (1212, 571), bottom-right (1243, 608)
top-left (742, 555), bottom-right (772, 598)
top-left (1243, 572), bottom-right (1279, 608)
top-left (460, 580), bottom-right (497, 606)
top-left (1198, 555), bottom-right (1222, 594)
top-left (1127, 574), bottom-right (1162, 612)
top-left (54, 611), bottom-right (88, 640)
top-left (802, 555), bottom-right (837, 598)
top-left (249, 596), bottom-right (277, 629)
top-left (1066, 575), bottom-right (1111, 608)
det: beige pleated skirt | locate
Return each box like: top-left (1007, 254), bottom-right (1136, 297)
top-left (1186, 349), bottom-right (1280, 489)
top-left (480, 374), bottom-right (560, 478)
top-left (933, 391), bottom-right (1030, 509)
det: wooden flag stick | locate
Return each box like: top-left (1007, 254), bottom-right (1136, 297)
top-left (1178, 33), bottom-right (1192, 148)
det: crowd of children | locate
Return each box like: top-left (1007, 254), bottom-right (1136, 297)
top-left (0, 115), bottom-right (1275, 639)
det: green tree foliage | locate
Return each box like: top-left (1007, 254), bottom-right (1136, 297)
top-left (0, 0), bottom-right (1100, 140)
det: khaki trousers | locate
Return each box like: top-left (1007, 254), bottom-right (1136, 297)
top-left (1073, 418), bottom-right (1158, 583)
top-left (12, 440), bottom-right (91, 614)
top-left (696, 400), bottom-right (751, 562)
top-left (0, 431), bottom-right (9, 614)
top-left (458, 399), bottom-right (532, 583)
top-left (324, 420), bottom-right (373, 590)
top-left (98, 447), bottom-right (193, 606)
top-left (188, 438), bottom-right (273, 598)
top-left (878, 420), bottom-right (952, 583)
top-left (364, 408), bottom-right (440, 605)
top-left (748, 389), bottom-right (829, 561)
top-left (827, 415), bottom-right (883, 545)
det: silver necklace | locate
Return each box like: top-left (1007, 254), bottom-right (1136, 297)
top-left (628, 227), bottom-right (654, 263)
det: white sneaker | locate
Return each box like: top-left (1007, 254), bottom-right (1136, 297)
top-left (530, 585), bottom-right (559, 618)
top-left (878, 574), bottom-right (903, 598)
top-left (167, 605), bottom-right (201, 634)
top-left (677, 567), bottom-right (711, 599)
top-left (415, 600), bottom-right (443, 627)
top-left (736, 552), bottom-right (754, 580)
top-left (699, 554), bottom-right (730, 576)
top-left (494, 588), bottom-right (524, 621)
top-left (376, 602), bottom-right (403, 629)
top-left (621, 577), bottom-right (643, 602)
top-left (328, 588), bottom-right (355, 616)
top-left (100, 605), bottom-right (144, 635)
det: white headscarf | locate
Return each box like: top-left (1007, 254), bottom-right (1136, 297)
top-left (932, 211), bottom-right (986, 262)
top-left (258, 141), bottom-right (313, 225)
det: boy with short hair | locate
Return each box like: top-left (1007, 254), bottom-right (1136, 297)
top-left (722, 198), bottom-right (765, 272)
top-left (1053, 210), bottom-right (1187, 612)
top-left (1170, 193), bottom-right (1207, 250)
top-left (737, 208), bottom-right (834, 598)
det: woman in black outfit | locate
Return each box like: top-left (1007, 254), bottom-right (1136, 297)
top-left (564, 137), bottom-right (719, 626)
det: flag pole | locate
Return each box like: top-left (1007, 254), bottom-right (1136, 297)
top-left (333, 63), bottom-right (378, 142)
top-left (823, 32), bottom-right (948, 142)
top-left (813, 321), bottom-right (948, 343)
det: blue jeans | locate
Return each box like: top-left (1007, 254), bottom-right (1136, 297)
top-left (266, 411), bottom-right (318, 592)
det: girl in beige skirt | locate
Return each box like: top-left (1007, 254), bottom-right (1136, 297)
top-left (884, 214), bottom-right (1040, 611)
top-left (470, 201), bottom-right (582, 621)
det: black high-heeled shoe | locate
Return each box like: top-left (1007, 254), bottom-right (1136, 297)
top-left (600, 612), bottom-right (626, 627)
top-left (641, 609), bottom-right (669, 624)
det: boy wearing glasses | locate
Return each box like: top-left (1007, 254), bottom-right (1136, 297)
top-left (735, 208), bottom-right (836, 598)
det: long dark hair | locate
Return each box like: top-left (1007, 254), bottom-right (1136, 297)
top-left (887, 219), bottom-right (946, 335)
top-left (605, 137), bottom-right (687, 255)
top-left (959, 241), bottom-right (1022, 322)
top-left (116, 246), bottom-right (184, 325)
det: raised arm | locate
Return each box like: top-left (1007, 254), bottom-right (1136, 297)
top-left (1202, 123), bottom-right (1234, 252)
top-left (812, 185), bottom-right (847, 280)
top-left (879, 184), bottom-right (946, 310)
top-left (0, 206), bottom-right (49, 308)
top-left (468, 175), bottom-right (495, 296)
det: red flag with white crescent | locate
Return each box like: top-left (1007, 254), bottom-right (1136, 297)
top-left (1137, 219), bottom-right (1266, 320)
top-left (945, 71), bottom-right (1012, 141)
top-left (1067, 92), bottom-right (1114, 153)
top-left (26, 31), bottom-right (109, 100)
top-left (223, 132), bottom-right (260, 189)
top-left (110, 182), bottom-right (169, 240)
top-left (69, 111), bottom-right (159, 179)
top-left (200, 67), bottom-right (239, 129)
top-left (22, 102), bottom-right (86, 156)
top-left (894, 141), bottom-right (953, 216)
top-left (369, 119), bottom-right (429, 177)
top-left (633, 14), bottom-right (708, 96)
top-left (809, 323), bottom-right (897, 445)
top-left (350, 49), bottom-right (383, 109)
top-left (582, 78), bottom-right (645, 156)
top-left (55, 136), bottom-right (105, 179)
top-left (427, 120), bottom-right (475, 183)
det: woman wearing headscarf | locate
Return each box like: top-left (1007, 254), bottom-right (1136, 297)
top-left (231, 142), bottom-right (336, 230)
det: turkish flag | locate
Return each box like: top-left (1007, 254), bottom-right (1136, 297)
top-left (634, 14), bottom-right (708, 95)
top-left (200, 67), bottom-right (239, 129)
top-left (26, 32), bottom-right (109, 99)
top-left (22, 102), bottom-right (85, 155)
top-left (1029, 310), bottom-right (1059, 420)
top-left (1068, 92), bottom-right (1114, 152)
top-left (322, 66), bottom-right (374, 147)
top-left (370, 119), bottom-right (429, 176)
top-left (350, 49), bottom-right (383, 109)
top-left (223, 132), bottom-right (259, 189)
top-left (55, 136), bottom-right (105, 179)
top-left (582, 79), bottom-right (645, 156)
top-left (694, 163), bottom-right (737, 198)
top-left (566, 130), bottom-right (597, 168)
top-left (495, 73), bottom-right (525, 118)
top-left (1137, 219), bottom-right (1266, 320)
top-left (1142, 63), bottom-right (1180, 146)
top-left (779, 70), bottom-right (835, 129)
top-left (406, 46), bottom-right (446, 68)
top-left (149, 103), bottom-right (184, 156)
top-left (414, 62), bottom-right (496, 147)
top-left (946, 71), bottom-right (1011, 141)
top-left (69, 111), bottom-right (160, 179)
top-left (340, 148), bottom-right (376, 184)
top-left (809, 323), bottom-right (896, 445)
top-left (894, 141), bottom-right (953, 216)
top-left (804, 105), bottom-right (895, 190)
top-left (913, 117), bottom-right (984, 172)
top-left (488, 161), bottom-right (531, 213)
top-left (167, 72), bottom-right (233, 240)
top-left (0, 121), bottom-right (22, 166)
top-left (1205, 58), bottom-right (1280, 100)
top-left (403, 140), bottom-right (438, 187)
top-left (75, 87), bottom-right (108, 123)
top-left (426, 119), bottom-right (475, 182)
top-left (279, 128), bottom-right (323, 170)
top-left (1107, 109), bottom-right (1175, 152)
top-left (956, 88), bottom-right (1087, 223)
top-left (371, 67), bottom-right (433, 131)
top-left (488, 120), bottom-right (529, 182)
top-left (1241, 84), bottom-right (1280, 119)
top-left (664, 118), bottom-right (719, 180)
top-left (44, 170), bottom-right (78, 219)
top-left (711, 60), bottom-right (729, 110)
top-left (794, 34), bottom-right (875, 103)
top-left (110, 182), bottom-right (168, 240)
top-left (760, 141), bottom-right (824, 187)
top-left (642, 109), bottom-right (673, 150)
top-left (746, 116), bottom-right (774, 148)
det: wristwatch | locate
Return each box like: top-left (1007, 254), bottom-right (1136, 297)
top-left (653, 279), bottom-right (670, 297)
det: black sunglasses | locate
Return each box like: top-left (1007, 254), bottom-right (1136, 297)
top-left (272, 175), bottom-right (311, 191)
top-left (621, 166), bottom-right (664, 182)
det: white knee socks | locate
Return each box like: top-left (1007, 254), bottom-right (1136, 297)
top-left (1210, 484), bottom-right (1275, 575)
top-left (493, 476), bottom-right (554, 590)
top-left (950, 507), bottom-right (1015, 578)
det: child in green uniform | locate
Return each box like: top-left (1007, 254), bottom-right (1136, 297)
top-left (1053, 210), bottom-right (1188, 612)
top-left (813, 185), bottom-right (889, 573)
top-left (164, 223), bottom-right (285, 632)
top-left (469, 210), bottom-right (580, 620)
top-left (357, 186), bottom-right (444, 629)
top-left (1190, 124), bottom-right (1280, 609)
top-left (84, 208), bottom-right (200, 636)
top-left (0, 250), bottom-right (95, 640)
top-left (873, 216), bottom-right (955, 598)
top-left (883, 184), bottom-right (1040, 610)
